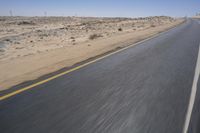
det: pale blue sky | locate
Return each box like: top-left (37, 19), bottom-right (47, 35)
top-left (0, 0), bottom-right (199, 17)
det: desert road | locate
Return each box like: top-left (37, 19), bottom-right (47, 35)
top-left (1, 19), bottom-right (200, 133)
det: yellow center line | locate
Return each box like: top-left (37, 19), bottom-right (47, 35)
top-left (0, 28), bottom-right (175, 101)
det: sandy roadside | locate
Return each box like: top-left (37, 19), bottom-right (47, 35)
top-left (0, 19), bottom-right (184, 91)
top-left (192, 16), bottom-right (200, 19)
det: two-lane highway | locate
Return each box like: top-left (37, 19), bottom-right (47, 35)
top-left (1, 19), bottom-right (200, 133)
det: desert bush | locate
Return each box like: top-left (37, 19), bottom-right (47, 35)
top-left (14, 41), bottom-right (20, 44)
top-left (36, 30), bottom-right (42, 33)
top-left (5, 39), bottom-right (10, 41)
top-left (60, 27), bottom-right (68, 30)
top-left (15, 47), bottom-right (24, 49)
top-left (0, 18), bottom-right (6, 21)
top-left (0, 49), bottom-right (5, 52)
top-left (89, 34), bottom-right (103, 40)
top-left (39, 33), bottom-right (49, 37)
top-left (118, 28), bottom-right (123, 31)
top-left (150, 24), bottom-right (156, 27)
top-left (18, 21), bottom-right (35, 25)
top-left (4, 38), bottom-right (11, 42)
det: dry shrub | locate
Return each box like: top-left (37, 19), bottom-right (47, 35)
top-left (18, 21), bottom-right (35, 25)
top-left (89, 34), bottom-right (103, 40)
top-left (150, 24), bottom-right (156, 27)
top-left (118, 28), bottom-right (123, 31)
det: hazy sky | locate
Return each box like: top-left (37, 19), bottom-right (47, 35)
top-left (0, 0), bottom-right (199, 17)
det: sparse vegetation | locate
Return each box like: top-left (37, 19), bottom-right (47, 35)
top-left (18, 21), bottom-right (36, 25)
top-left (60, 27), bottom-right (68, 30)
top-left (118, 28), bottom-right (123, 31)
top-left (89, 34), bottom-right (103, 40)
top-left (15, 47), bottom-right (24, 49)
top-left (36, 30), bottom-right (42, 33)
top-left (150, 24), bottom-right (156, 27)
top-left (39, 33), bottom-right (49, 37)
top-left (0, 18), bottom-right (5, 21)
top-left (0, 16), bottom-right (180, 90)
top-left (0, 49), bottom-right (5, 52)
top-left (14, 41), bottom-right (20, 44)
top-left (0, 16), bottom-right (177, 61)
top-left (4, 39), bottom-right (11, 42)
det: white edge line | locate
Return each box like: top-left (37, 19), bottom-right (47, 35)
top-left (182, 44), bottom-right (200, 133)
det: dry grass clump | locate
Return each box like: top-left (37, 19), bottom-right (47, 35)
top-left (0, 49), bottom-right (5, 52)
top-left (18, 21), bottom-right (36, 25)
top-left (89, 34), bottom-right (103, 40)
top-left (150, 24), bottom-right (156, 27)
top-left (118, 28), bottom-right (123, 31)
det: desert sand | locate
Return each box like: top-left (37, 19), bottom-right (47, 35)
top-left (191, 13), bottom-right (200, 19)
top-left (0, 16), bottom-right (184, 90)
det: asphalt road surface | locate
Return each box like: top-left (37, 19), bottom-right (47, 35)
top-left (1, 19), bottom-right (200, 133)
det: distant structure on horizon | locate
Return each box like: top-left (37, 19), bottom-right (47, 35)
top-left (44, 11), bottom-right (47, 17)
top-left (9, 10), bottom-right (13, 17)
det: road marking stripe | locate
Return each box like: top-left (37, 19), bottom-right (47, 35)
top-left (0, 25), bottom-right (180, 101)
top-left (182, 44), bottom-right (200, 133)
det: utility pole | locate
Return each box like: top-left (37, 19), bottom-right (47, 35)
top-left (44, 11), bottom-right (47, 17)
top-left (9, 10), bottom-right (13, 17)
